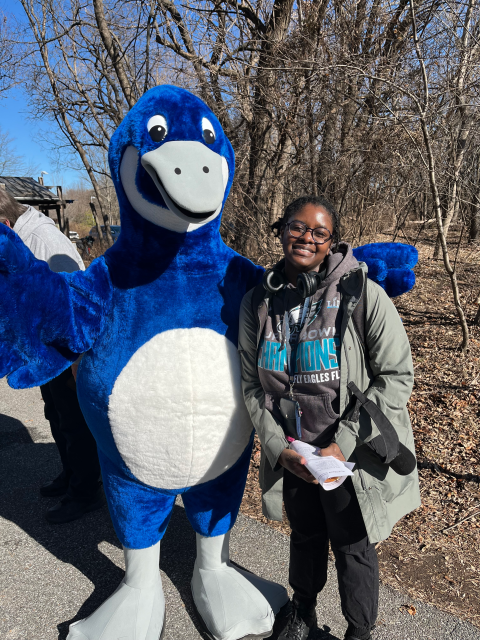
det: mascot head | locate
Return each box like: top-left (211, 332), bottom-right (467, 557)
top-left (109, 85), bottom-right (235, 235)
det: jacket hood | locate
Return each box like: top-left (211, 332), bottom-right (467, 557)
top-left (13, 206), bottom-right (56, 240)
top-left (319, 241), bottom-right (361, 289)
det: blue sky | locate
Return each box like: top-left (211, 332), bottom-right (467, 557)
top-left (0, 86), bottom-right (87, 189)
top-left (0, 1), bottom-right (88, 189)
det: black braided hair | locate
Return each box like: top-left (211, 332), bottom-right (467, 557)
top-left (270, 195), bottom-right (340, 251)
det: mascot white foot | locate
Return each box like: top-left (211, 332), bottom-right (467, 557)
top-left (192, 532), bottom-right (287, 640)
top-left (67, 543), bottom-right (165, 640)
top-left (67, 532), bottom-right (287, 640)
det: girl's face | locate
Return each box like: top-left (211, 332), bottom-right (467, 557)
top-left (281, 203), bottom-right (334, 274)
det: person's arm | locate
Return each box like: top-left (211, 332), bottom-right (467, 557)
top-left (332, 280), bottom-right (414, 461)
top-left (0, 224), bottom-right (112, 388)
top-left (238, 290), bottom-right (317, 483)
top-left (28, 229), bottom-right (85, 273)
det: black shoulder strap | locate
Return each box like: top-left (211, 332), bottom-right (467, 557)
top-left (351, 276), bottom-right (367, 350)
top-left (251, 282), bottom-right (267, 323)
top-left (349, 277), bottom-right (369, 423)
top-left (347, 381), bottom-right (399, 464)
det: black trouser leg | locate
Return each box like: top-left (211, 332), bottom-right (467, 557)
top-left (319, 477), bottom-right (379, 635)
top-left (283, 469), bottom-right (329, 603)
top-left (283, 471), bottom-right (378, 634)
top-left (41, 368), bottom-right (102, 502)
top-left (40, 380), bottom-right (71, 482)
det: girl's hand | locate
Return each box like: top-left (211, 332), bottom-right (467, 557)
top-left (278, 448), bottom-right (318, 484)
top-left (320, 443), bottom-right (346, 462)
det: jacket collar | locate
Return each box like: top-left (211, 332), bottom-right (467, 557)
top-left (339, 263), bottom-right (367, 299)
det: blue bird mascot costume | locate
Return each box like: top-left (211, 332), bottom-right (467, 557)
top-left (0, 86), bottom-right (289, 640)
top-left (0, 85), bottom-right (417, 640)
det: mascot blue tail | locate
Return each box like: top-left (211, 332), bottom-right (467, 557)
top-left (353, 242), bottom-right (418, 298)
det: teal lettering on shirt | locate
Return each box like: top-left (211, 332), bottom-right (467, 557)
top-left (304, 341), bottom-right (316, 372)
top-left (258, 340), bottom-right (287, 372)
top-left (315, 338), bottom-right (331, 371)
top-left (328, 337), bottom-right (339, 369)
top-left (262, 340), bottom-right (271, 369)
top-left (257, 337), bottom-right (264, 368)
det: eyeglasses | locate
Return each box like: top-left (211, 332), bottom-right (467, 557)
top-left (285, 220), bottom-right (333, 245)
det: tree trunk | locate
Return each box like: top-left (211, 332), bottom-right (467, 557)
top-left (90, 202), bottom-right (105, 251)
top-left (410, 0), bottom-right (469, 352)
top-left (469, 194), bottom-right (479, 242)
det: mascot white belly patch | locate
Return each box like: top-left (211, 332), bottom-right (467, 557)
top-left (108, 327), bottom-right (253, 490)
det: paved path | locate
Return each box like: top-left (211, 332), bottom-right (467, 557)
top-left (1, 378), bottom-right (479, 640)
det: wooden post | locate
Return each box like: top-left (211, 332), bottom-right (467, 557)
top-left (65, 217), bottom-right (70, 239)
top-left (55, 205), bottom-right (62, 230)
top-left (57, 186), bottom-right (68, 235)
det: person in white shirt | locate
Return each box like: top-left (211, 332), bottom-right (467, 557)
top-left (0, 189), bottom-right (104, 523)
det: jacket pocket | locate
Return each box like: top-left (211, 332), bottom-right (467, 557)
top-left (379, 468), bottom-right (415, 504)
top-left (266, 392), bottom-right (339, 446)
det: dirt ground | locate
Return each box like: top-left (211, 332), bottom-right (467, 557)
top-left (239, 237), bottom-right (480, 628)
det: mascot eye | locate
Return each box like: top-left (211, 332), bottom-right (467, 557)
top-left (202, 118), bottom-right (216, 144)
top-left (147, 115), bottom-right (168, 142)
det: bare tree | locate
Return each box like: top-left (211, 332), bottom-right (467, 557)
top-left (409, 0), bottom-right (471, 351)
top-left (0, 126), bottom-right (39, 176)
top-left (15, 0), bottom-right (170, 245)
top-left (0, 10), bottom-right (19, 95)
top-left (430, 0), bottom-right (480, 257)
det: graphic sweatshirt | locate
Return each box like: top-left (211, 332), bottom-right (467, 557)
top-left (257, 242), bottom-right (359, 447)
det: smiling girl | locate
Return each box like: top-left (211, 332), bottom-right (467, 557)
top-left (238, 195), bottom-right (419, 640)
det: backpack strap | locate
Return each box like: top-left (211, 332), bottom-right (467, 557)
top-left (351, 276), bottom-right (367, 351)
top-left (347, 381), bottom-right (400, 464)
top-left (250, 282), bottom-right (267, 319)
top-left (350, 277), bottom-right (368, 423)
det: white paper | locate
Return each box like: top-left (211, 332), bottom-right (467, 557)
top-left (290, 440), bottom-right (355, 491)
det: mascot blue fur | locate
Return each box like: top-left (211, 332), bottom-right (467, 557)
top-left (352, 243), bottom-right (417, 298)
top-left (0, 85), bottom-right (417, 640)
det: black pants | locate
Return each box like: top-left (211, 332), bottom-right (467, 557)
top-left (283, 470), bottom-right (379, 635)
top-left (40, 367), bottom-right (102, 502)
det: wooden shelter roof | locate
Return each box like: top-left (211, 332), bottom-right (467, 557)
top-left (0, 176), bottom-right (61, 205)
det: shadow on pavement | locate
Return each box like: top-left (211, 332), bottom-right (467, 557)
top-left (0, 412), bottom-right (308, 640)
top-left (0, 413), bottom-right (216, 639)
top-left (0, 413), bottom-right (124, 638)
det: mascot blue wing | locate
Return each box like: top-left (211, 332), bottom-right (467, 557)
top-left (353, 242), bottom-right (418, 298)
top-left (0, 225), bottom-right (112, 389)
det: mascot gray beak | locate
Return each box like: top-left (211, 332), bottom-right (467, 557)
top-left (142, 141), bottom-right (228, 221)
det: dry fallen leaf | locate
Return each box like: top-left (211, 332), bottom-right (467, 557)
top-left (400, 604), bottom-right (417, 616)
